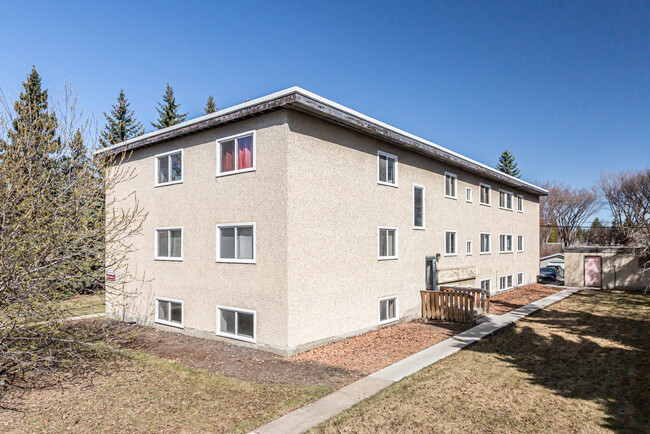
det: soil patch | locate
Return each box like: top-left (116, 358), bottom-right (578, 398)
top-left (291, 320), bottom-right (471, 375)
top-left (75, 318), bottom-right (361, 388)
top-left (489, 283), bottom-right (563, 315)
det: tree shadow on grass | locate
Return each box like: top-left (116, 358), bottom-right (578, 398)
top-left (468, 290), bottom-right (650, 432)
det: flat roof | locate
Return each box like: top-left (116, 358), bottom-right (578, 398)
top-left (95, 86), bottom-right (548, 196)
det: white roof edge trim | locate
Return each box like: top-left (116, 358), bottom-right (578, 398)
top-left (540, 253), bottom-right (565, 260)
top-left (94, 85), bottom-right (547, 195)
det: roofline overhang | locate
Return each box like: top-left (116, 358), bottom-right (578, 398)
top-left (94, 86), bottom-right (548, 196)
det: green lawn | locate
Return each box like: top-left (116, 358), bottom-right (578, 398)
top-left (312, 290), bottom-right (650, 433)
top-left (1, 352), bottom-right (331, 433)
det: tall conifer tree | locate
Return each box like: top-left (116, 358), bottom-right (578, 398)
top-left (151, 83), bottom-right (187, 129)
top-left (204, 95), bottom-right (217, 114)
top-left (100, 89), bottom-right (144, 147)
top-left (496, 149), bottom-right (521, 178)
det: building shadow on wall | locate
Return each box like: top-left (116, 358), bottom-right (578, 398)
top-left (467, 290), bottom-right (649, 432)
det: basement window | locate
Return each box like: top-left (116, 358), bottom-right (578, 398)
top-left (499, 275), bottom-right (513, 290)
top-left (379, 296), bottom-right (398, 324)
top-left (217, 306), bottom-right (256, 343)
top-left (155, 297), bottom-right (183, 328)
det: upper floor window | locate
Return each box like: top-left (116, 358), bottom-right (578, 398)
top-left (466, 240), bottom-right (472, 255)
top-left (517, 234), bottom-right (524, 252)
top-left (499, 234), bottom-right (513, 253)
top-left (480, 183), bottom-right (491, 206)
top-left (156, 150), bottom-right (183, 186)
top-left (517, 194), bottom-right (524, 212)
top-left (480, 233), bottom-right (491, 254)
top-left (466, 187), bottom-right (472, 202)
top-left (378, 227), bottom-right (398, 259)
top-left (378, 151), bottom-right (398, 186)
top-left (413, 185), bottom-right (425, 229)
top-left (217, 132), bottom-right (255, 176)
top-left (155, 227), bottom-right (183, 260)
top-left (499, 189), bottom-right (513, 210)
top-left (444, 172), bottom-right (457, 199)
top-left (445, 230), bottom-right (457, 256)
top-left (217, 224), bottom-right (255, 263)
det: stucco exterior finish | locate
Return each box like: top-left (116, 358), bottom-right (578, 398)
top-left (106, 108), bottom-right (542, 355)
top-left (564, 248), bottom-right (650, 290)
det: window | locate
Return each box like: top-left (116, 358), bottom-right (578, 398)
top-left (445, 231), bottom-right (457, 256)
top-left (444, 172), bottom-right (457, 198)
top-left (517, 235), bottom-right (524, 252)
top-left (466, 187), bottom-right (472, 202)
top-left (517, 194), bottom-right (524, 212)
top-left (378, 296), bottom-right (398, 324)
top-left (155, 150), bottom-right (183, 186)
top-left (155, 297), bottom-right (183, 328)
top-left (378, 227), bottom-right (398, 259)
top-left (499, 275), bottom-right (513, 290)
top-left (480, 279), bottom-right (491, 292)
top-left (217, 132), bottom-right (255, 176)
top-left (480, 233), bottom-right (491, 254)
top-left (378, 151), bottom-right (398, 186)
top-left (155, 228), bottom-right (183, 260)
top-left (499, 234), bottom-right (513, 253)
top-left (517, 272), bottom-right (523, 286)
top-left (413, 185), bottom-right (425, 229)
top-left (217, 306), bottom-right (255, 343)
top-left (479, 183), bottom-right (491, 206)
top-left (217, 224), bottom-right (255, 263)
top-left (499, 189), bottom-right (513, 210)
top-left (466, 240), bottom-right (472, 255)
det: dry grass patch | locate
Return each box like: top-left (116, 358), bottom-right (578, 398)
top-left (1, 352), bottom-right (330, 433)
top-left (312, 290), bottom-right (650, 433)
top-left (60, 292), bottom-right (105, 317)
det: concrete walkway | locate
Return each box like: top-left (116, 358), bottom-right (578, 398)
top-left (252, 287), bottom-right (582, 434)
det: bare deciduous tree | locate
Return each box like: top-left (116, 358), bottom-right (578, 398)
top-left (540, 182), bottom-right (601, 247)
top-left (0, 80), bottom-right (146, 398)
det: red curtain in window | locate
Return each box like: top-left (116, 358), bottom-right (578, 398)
top-left (237, 136), bottom-right (253, 169)
top-left (221, 140), bottom-right (235, 172)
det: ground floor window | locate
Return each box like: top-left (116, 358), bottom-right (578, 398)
top-left (155, 297), bottom-right (183, 328)
top-left (217, 306), bottom-right (256, 342)
top-left (499, 275), bottom-right (513, 290)
top-left (379, 296), bottom-right (398, 324)
top-left (378, 227), bottom-right (398, 259)
top-left (517, 272), bottom-right (523, 286)
top-left (480, 279), bottom-right (491, 292)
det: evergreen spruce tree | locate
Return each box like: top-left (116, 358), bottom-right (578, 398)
top-left (496, 149), bottom-right (521, 178)
top-left (8, 66), bottom-right (58, 161)
top-left (204, 95), bottom-right (217, 114)
top-left (100, 89), bottom-right (144, 147)
top-left (151, 83), bottom-right (187, 129)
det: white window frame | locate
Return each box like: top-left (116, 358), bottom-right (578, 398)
top-left (466, 187), bottom-right (472, 202)
top-left (479, 232), bottom-right (491, 254)
top-left (216, 223), bottom-right (256, 264)
top-left (480, 279), bottom-right (492, 292)
top-left (444, 172), bottom-right (457, 199)
top-left (154, 227), bottom-right (183, 261)
top-left (154, 296), bottom-right (184, 329)
top-left (377, 150), bottom-right (398, 187)
top-left (154, 149), bottom-right (184, 187)
top-left (378, 227), bottom-right (398, 260)
top-left (517, 272), bottom-right (524, 286)
top-left (517, 194), bottom-right (524, 213)
top-left (216, 305), bottom-right (256, 343)
top-left (499, 234), bottom-right (514, 253)
top-left (517, 234), bottom-right (524, 252)
top-left (499, 189), bottom-right (514, 211)
top-left (216, 130), bottom-right (256, 177)
top-left (466, 240), bottom-right (472, 255)
top-left (479, 183), bottom-right (492, 206)
top-left (413, 184), bottom-right (425, 230)
top-left (499, 274), bottom-right (514, 290)
top-left (378, 296), bottom-right (399, 325)
top-left (444, 230), bottom-right (457, 256)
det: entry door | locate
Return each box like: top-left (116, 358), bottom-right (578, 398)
top-left (584, 256), bottom-right (602, 288)
top-left (425, 257), bottom-right (437, 290)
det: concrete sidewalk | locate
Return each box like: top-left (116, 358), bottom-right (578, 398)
top-left (252, 287), bottom-right (582, 434)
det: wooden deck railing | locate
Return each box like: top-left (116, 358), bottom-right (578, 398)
top-left (421, 287), bottom-right (491, 323)
top-left (439, 286), bottom-right (490, 314)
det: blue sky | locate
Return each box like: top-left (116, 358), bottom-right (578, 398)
top-left (1, 1), bottom-right (648, 223)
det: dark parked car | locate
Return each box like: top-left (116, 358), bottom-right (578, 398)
top-left (548, 265), bottom-right (564, 278)
top-left (537, 267), bottom-right (558, 283)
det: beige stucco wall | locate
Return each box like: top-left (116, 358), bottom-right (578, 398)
top-left (106, 110), bottom-right (291, 353)
top-left (106, 108), bottom-right (542, 355)
top-left (284, 111), bottom-right (540, 350)
top-left (565, 250), bottom-right (650, 290)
